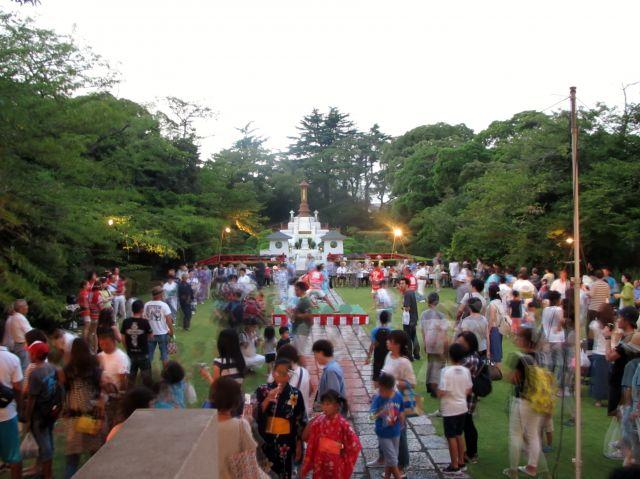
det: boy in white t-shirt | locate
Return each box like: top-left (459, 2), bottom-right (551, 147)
top-left (438, 343), bottom-right (473, 474)
top-left (98, 330), bottom-right (131, 430)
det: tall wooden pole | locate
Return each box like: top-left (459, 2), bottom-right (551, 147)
top-left (570, 86), bottom-right (582, 479)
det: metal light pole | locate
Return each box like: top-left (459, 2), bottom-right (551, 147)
top-left (570, 86), bottom-right (582, 479)
top-left (217, 226), bottom-right (231, 264)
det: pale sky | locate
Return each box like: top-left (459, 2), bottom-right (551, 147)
top-left (6, 0), bottom-right (640, 159)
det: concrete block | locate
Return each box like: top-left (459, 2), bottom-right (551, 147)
top-left (75, 409), bottom-right (218, 479)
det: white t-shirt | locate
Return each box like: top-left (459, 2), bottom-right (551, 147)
top-left (336, 266), bottom-right (347, 275)
top-left (459, 314), bottom-right (489, 352)
top-left (550, 279), bottom-right (568, 299)
top-left (438, 365), bottom-right (472, 417)
top-left (53, 331), bottom-right (77, 357)
top-left (541, 306), bottom-right (565, 343)
top-left (143, 300), bottom-right (173, 336)
top-left (415, 267), bottom-right (428, 281)
top-left (589, 320), bottom-right (607, 355)
top-left (382, 353), bottom-right (417, 387)
top-left (499, 284), bottom-right (512, 307)
top-left (238, 275), bottom-right (252, 285)
top-left (512, 279), bottom-right (536, 301)
top-left (0, 347), bottom-right (24, 421)
top-left (98, 349), bottom-right (131, 387)
top-left (162, 282), bottom-right (178, 300)
top-left (2, 313), bottom-right (33, 347)
top-left (449, 262), bottom-right (460, 279)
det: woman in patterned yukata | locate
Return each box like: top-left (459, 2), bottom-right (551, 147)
top-left (300, 390), bottom-right (361, 479)
top-left (255, 358), bottom-right (307, 478)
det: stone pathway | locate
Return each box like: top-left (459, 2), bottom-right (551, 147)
top-left (302, 291), bottom-right (472, 479)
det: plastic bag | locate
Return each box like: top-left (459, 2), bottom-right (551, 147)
top-left (603, 417), bottom-right (623, 460)
top-left (20, 432), bottom-right (39, 460)
top-left (402, 310), bottom-right (410, 325)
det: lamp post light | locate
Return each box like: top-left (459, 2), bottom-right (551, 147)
top-left (217, 226), bottom-right (231, 263)
top-left (107, 218), bottom-right (114, 227)
top-left (391, 228), bottom-right (402, 255)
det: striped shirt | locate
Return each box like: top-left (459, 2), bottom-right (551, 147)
top-left (589, 280), bottom-right (611, 312)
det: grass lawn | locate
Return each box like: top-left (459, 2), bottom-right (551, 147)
top-left (337, 286), bottom-right (619, 479)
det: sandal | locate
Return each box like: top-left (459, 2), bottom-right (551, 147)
top-left (518, 465), bottom-right (537, 477)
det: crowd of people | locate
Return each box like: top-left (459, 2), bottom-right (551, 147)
top-left (1, 257), bottom-right (640, 478)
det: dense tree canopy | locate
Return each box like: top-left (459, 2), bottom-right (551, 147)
top-left (2, 8), bottom-right (639, 323)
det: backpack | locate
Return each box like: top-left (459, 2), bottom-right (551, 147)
top-left (373, 328), bottom-right (390, 370)
top-left (520, 353), bottom-right (556, 415)
top-left (472, 359), bottom-right (492, 398)
top-left (242, 298), bottom-right (262, 321)
top-left (37, 374), bottom-right (64, 424)
top-left (491, 300), bottom-right (512, 336)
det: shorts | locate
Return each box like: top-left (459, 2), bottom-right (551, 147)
top-left (308, 289), bottom-right (326, 299)
top-left (0, 416), bottom-right (21, 464)
top-left (378, 436), bottom-right (400, 467)
top-left (31, 417), bottom-right (54, 461)
top-left (443, 413), bottom-right (466, 438)
top-left (265, 352), bottom-right (276, 364)
top-left (149, 334), bottom-right (170, 362)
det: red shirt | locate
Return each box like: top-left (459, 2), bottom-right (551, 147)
top-left (405, 274), bottom-right (417, 291)
top-left (89, 290), bottom-right (102, 320)
top-left (78, 289), bottom-right (90, 317)
top-left (113, 278), bottom-right (125, 296)
top-left (370, 269), bottom-right (384, 290)
top-left (309, 271), bottom-right (324, 290)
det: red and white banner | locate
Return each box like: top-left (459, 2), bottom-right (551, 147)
top-left (272, 314), bottom-right (369, 327)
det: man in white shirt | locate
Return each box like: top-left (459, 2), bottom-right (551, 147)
top-left (550, 270), bottom-right (569, 300)
top-left (415, 263), bottom-right (428, 299)
top-left (541, 291), bottom-right (566, 392)
top-left (512, 269), bottom-right (537, 305)
top-left (237, 267), bottom-right (255, 296)
top-left (98, 330), bottom-right (131, 430)
top-left (162, 275), bottom-right (178, 319)
top-left (449, 261), bottom-right (460, 284)
top-left (0, 319), bottom-right (24, 478)
top-left (144, 286), bottom-right (175, 367)
top-left (2, 299), bottom-right (33, 371)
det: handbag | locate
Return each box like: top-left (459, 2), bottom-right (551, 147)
top-left (75, 415), bottom-right (103, 435)
top-left (227, 420), bottom-right (270, 479)
top-left (168, 336), bottom-right (178, 355)
top-left (493, 301), bottom-right (512, 337)
top-left (489, 361), bottom-right (503, 381)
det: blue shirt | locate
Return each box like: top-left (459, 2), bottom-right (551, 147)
top-left (317, 360), bottom-right (345, 402)
top-left (371, 391), bottom-right (404, 438)
top-left (370, 326), bottom-right (390, 342)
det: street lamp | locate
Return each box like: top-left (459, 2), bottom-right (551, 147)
top-left (107, 218), bottom-right (114, 226)
top-left (217, 226), bottom-right (231, 263)
top-left (566, 237), bottom-right (574, 245)
top-left (391, 228), bottom-right (403, 255)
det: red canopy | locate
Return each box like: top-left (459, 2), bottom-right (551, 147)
top-left (326, 252), bottom-right (412, 262)
top-left (197, 254), bottom-right (286, 266)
